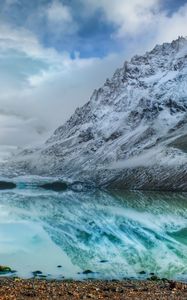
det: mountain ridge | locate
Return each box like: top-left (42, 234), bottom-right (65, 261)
top-left (5, 36), bottom-right (187, 191)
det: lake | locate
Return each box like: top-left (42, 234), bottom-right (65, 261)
top-left (0, 185), bottom-right (187, 281)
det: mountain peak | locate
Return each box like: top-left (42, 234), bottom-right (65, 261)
top-left (6, 37), bottom-right (187, 191)
top-left (151, 36), bottom-right (187, 53)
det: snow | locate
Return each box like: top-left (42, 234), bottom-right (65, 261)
top-left (3, 37), bottom-right (187, 191)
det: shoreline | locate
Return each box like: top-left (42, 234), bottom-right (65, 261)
top-left (0, 278), bottom-right (187, 299)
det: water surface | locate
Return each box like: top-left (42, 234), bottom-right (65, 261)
top-left (0, 187), bottom-right (187, 281)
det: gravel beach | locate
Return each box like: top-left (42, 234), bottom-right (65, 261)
top-left (0, 278), bottom-right (187, 300)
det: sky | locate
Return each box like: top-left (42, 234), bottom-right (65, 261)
top-left (0, 0), bottom-right (187, 158)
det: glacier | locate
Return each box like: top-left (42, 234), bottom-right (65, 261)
top-left (3, 36), bottom-right (187, 191)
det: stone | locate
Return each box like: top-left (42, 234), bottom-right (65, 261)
top-left (0, 182), bottom-right (16, 190)
top-left (39, 182), bottom-right (68, 192)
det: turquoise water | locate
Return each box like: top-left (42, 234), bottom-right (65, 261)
top-left (0, 187), bottom-right (187, 281)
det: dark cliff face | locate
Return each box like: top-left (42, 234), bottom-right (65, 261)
top-left (6, 37), bottom-right (187, 191)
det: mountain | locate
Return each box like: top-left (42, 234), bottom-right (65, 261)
top-left (7, 36), bottom-right (187, 191)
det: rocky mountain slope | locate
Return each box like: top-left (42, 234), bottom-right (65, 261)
top-left (8, 37), bottom-right (187, 191)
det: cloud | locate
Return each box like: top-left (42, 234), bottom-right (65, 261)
top-left (0, 22), bottom-right (63, 62)
top-left (0, 22), bottom-right (124, 151)
top-left (44, 0), bottom-right (78, 37)
top-left (81, 0), bottom-right (187, 47)
top-left (46, 0), bottom-right (73, 24)
top-left (0, 0), bottom-right (187, 159)
top-left (154, 4), bottom-right (187, 43)
top-left (81, 0), bottom-right (161, 36)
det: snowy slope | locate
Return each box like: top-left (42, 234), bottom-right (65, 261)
top-left (7, 37), bottom-right (187, 191)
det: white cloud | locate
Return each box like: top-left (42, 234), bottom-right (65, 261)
top-left (43, 0), bottom-right (78, 36)
top-left (153, 4), bottom-right (187, 44)
top-left (82, 0), bottom-right (187, 46)
top-left (82, 0), bottom-right (161, 36)
top-left (0, 22), bottom-right (64, 63)
top-left (0, 22), bottom-right (124, 152)
top-left (0, 0), bottom-right (187, 159)
top-left (46, 0), bottom-right (73, 23)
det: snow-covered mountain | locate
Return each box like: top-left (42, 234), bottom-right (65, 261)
top-left (7, 37), bottom-right (187, 191)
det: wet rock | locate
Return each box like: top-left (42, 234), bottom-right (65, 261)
top-left (149, 275), bottom-right (160, 281)
top-left (110, 287), bottom-right (117, 293)
top-left (115, 287), bottom-right (124, 293)
top-left (87, 293), bottom-right (97, 299)
top-left (139, 271), bottom-right (146, 275)
top-left (39, 181), bottom-right (68, 192)
top-left (169, 281), bottom-right (177, 290)
top-left (0, 182), bottom-right (16, 190)
top-left (32, 270), bottom-right (43, 277)
top-left (38, 275), bottom-right (47, 279)
top-left (82, 270), bottom-right (94, 274)
top-left (0, 266), bottom-right (12, 273)
top-left (21, 290), bottom-right (37, 297)
top-left (161, 278), bottom-right (168, 282)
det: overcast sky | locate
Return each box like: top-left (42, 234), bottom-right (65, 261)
top-left (0, 0), bottom-right (187, 156)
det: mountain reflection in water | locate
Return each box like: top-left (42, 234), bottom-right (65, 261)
top-left (0, 188), bottom-right (187, 280)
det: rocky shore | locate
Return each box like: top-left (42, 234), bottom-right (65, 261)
top-left (0, 278), bottom-right (187, 300)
